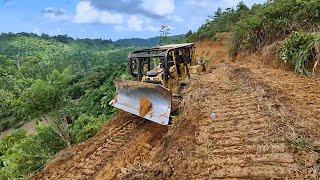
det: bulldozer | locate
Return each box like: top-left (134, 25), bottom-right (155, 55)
top-left (109, 43), bottom-right (202, 125)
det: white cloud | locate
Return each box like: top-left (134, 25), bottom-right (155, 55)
top-left (128, 15), bottom-right (143, 31)
top-left (100, 11), bottom-right (123, 24)
top-left (146, 25), bottom-right (158, 32)
top-left (73, 1), bottom-right (123, 25)
top-left (73, 1), bottom-right (162, 32)
top-left (187, 0), bottom-right (214, 9)
top-left (71, 0), bottom-right (179, 33)
top-left (167, 15), bottom-right (183, 22)
top-left (115, 15), bottom-right (158, 32)
top-left (140, 0), bottom-right (175, 16)
top-left (88, 0), bottom-right (175, 19)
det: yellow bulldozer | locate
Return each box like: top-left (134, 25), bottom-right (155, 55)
top-left (109, 43), bottom-right (202, 125)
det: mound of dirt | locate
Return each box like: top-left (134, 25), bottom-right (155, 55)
top-left (32, 34), bottom-right (320, 180)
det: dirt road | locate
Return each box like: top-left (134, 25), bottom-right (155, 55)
top-left (32, 39), bottom-right (320, 179)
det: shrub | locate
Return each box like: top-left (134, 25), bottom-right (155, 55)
top-left (231, 15), bottom-right (263, 54)
top-left (231, 0), bottom-right (320, 54)
top-left (25, 79), bottom-right (58, 114)
top-left (69, 114), bottom-right (107, 143)
top-left (278, 31), bottom-right (319, 75)
top-left (0, 130), bottom-right (27, 156)
top-left (0, 126), bottom-right (66, 179)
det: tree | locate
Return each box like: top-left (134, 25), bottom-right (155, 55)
top-left (25, 70), bottom-right (72, 146)
top-left (236, 2), bottom-right (250, 19)
top-left (160, 25), bottom-right (171, 45)
top-left (25, 79), bottom-right (57, 114)
top-left (214, 8), bottom-right (223, 19)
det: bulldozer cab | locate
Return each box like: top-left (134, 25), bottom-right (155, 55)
top-left (128, 43), bottom-right (195, 90)
top-left (110, 43), bottom-right (196, 125)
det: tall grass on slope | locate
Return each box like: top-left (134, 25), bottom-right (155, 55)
top-left (278, 31), bottom-right (320, 76)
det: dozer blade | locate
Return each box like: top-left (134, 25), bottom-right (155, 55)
top-left (109, 80), bottom-right (172, 125)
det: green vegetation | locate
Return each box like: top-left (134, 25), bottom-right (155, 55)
top-left (0, 32), bottom-right (132, 178)
top-left (279, 32), bottom-right (320, 76)
top-left (160, 25), bottom-right (171, 45)
top-left (187, 2), bottom-right (250, 41)
top-left (288, 136), bottom-right (313, 150)
top-left (69, 114), bottom-right (106, 143)
top-left (0, 128), bottom-right (66, 179)
top-left (191, 0), bottom-right (320, 74)
top-left (231, 0), bottom-right (320, 54)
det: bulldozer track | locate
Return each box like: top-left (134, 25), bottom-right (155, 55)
top-left (203, 90), bottom-right (298, 179)
top-left (156, 65), bottom-right (300, 179)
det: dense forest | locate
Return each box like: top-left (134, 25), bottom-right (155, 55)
top-left (0, 33), bottom-right (133, 178)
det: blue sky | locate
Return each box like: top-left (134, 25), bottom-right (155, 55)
top-left (0, 0), bottom-right (266, 40)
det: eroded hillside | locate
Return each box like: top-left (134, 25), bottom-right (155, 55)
top-left (32, 37), bottom-right (320, 179)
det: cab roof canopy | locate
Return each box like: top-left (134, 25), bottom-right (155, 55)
top-left (155, 43), bottom-right (194, 50)
top-left (130, 43), bottom-right (194, 58)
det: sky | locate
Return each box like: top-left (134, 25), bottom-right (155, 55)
top-left (0, 0), bottom-right (266, 40)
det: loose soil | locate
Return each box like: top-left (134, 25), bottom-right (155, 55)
top-left (139, 98), bottom-right (152, 117)
top-left (31, 37), bottom-right (320, 179)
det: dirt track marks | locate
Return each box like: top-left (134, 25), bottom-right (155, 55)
top-left (188, 66), bottom-right (300, 179)
top-left (32, 114), bottom-right (141, 180)
top-left (32, 112), bottom-right (169, 180)
top-left (237, 58), bottom-right (320, 120)
top-left (235, 59), bottom-right (320, 154)
top-left (94, 120), bottom-right (168, 179)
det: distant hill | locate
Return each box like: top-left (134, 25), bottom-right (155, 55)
top-left (0, 32), bottom-right (187, 49)
top-left (115, 34), bottom-right (186, 48)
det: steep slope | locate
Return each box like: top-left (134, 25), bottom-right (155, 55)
top-left (31, 37), bottom-right (320, 179)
